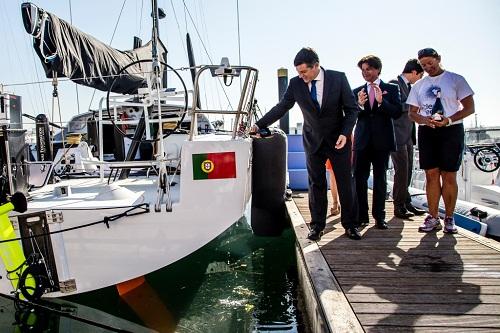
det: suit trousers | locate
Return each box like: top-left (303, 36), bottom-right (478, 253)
top-left (390, 143), bottom-right (414, 209)
top-left (354, 147), bottom-right (390, 221)
top-left (306, 141), bottom-right (357, 231)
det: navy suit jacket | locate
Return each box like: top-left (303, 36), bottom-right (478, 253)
top-left (352, 81), bottom-right (402, 152)
top-left (256, 68), bottom-right (358, 154)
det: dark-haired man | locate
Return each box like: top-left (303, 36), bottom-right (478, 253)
top-left (250, 47), bottom-right (361, 240)
top-left (407, 48), bottom-right (475, 234)
top-left (390, 59), bottom-right (426, 219)
top-left (353, 55), bottom-right (402, 229)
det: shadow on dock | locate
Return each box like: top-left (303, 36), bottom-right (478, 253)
top-left (292, 192), bottom-right (500, 332)
top-left (341, 218), bottom-right (481, 331)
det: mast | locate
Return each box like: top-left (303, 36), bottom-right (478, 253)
top-left (151, 0), bottom-right (168, 210)
top-left (151, 0), bottom-right (162, 90)
top-left (119, 1), bottom-right (166, 180)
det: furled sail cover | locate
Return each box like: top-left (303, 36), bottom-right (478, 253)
top-left (21, 2), bottom-right (167, 94)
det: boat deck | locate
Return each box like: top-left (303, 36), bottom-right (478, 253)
top-left (288, 191), bottom-right (500, 332)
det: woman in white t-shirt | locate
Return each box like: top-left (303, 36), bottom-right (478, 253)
top-left (406, 48), bottom-right (475, 234)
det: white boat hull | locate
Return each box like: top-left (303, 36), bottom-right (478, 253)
top-left (1, 137), bottom-right (252, 297)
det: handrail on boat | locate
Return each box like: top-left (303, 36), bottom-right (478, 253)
top-left (26, 161), bottom-right (55, 189)
top-left (189, 65), bottom-right (259, 141)
top-left (97, 89), bottom-right (191, 181)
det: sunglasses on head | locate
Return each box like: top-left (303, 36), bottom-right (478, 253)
top-left (418, 48), bottom-right (439, 58)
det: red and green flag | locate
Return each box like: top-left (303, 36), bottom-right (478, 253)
top-left (192, 152), bottom-right (236, 180)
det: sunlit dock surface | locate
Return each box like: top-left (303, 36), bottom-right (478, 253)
top-left (288, 191), bottom-right (500, 332)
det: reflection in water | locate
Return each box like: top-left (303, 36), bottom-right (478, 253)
top-left (0, 295), bottom-right (155, 332)
top-left (64, 218), bottom-right (305, 332)
top-left (117, 276), bottom-right (176, 333)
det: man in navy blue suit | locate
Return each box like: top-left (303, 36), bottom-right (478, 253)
top-left (353, 55), bottom-right (402, 229)
top-left (251, 47), bottom-right (361, 240)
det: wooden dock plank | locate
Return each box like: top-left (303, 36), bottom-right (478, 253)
top-left (343, 285), bottom-right (500, 294)
top-left (364, 326), bottom-right (499, 333)
top-left (357, 314), bottom-right (500, 328)
top-left (338, 278), bottom-right (500, 287)
top-left (346, 293), bottom-right (500, 304)
top-left (290, 191), bottom-right (500, 332)
top-left (351, 303), bottom-right (500, 315)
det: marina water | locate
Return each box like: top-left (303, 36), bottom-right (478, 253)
top-left (1, 219), bottom-right (307, 332)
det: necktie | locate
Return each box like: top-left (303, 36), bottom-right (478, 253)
top-left (407, 82), bottom-right (412, 92)
top-left (310, 80), bottom-right (320, 110)
top-left (369, 83), bottom-right (376, 108)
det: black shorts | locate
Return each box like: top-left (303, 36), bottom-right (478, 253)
top-left (418, 124), bottom-right (465, 172)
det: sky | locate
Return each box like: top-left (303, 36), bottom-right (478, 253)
top-left (1, 0), bottom-right (499, 130)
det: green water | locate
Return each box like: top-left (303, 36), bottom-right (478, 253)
top-left (1, 219), bottom-right (306, 332)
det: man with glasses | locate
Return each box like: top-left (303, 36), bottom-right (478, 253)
top-left (250, 47), bottom-right (361, 240)
top-left (407, 48), bottom-right (475, 233)
top-left (389, 59), bottom-right (426, 219)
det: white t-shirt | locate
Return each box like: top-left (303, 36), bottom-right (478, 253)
top-left (406, 70), bottom-right (474, 123)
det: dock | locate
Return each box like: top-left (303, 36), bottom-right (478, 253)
top-left (288, 191), bottom-right (500, 332)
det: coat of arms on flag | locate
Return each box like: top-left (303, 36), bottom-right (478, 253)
top-left (192, 152), bottom-right (236, 180)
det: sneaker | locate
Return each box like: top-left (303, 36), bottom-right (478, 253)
top-left (418, 215), bottom-right (442, 232)
top-left (443, 216), bottom-right (458, 234)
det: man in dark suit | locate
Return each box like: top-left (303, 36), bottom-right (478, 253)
top-left (353, 55), bottom-right (402, 229)
top-left (389, 59), bottom-right (426, 219)
top-left (250, 47), bottom-right (361, 240)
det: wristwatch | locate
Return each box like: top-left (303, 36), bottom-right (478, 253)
top-left (446, 117), bottom-right (453, 127)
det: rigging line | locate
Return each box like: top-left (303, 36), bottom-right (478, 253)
top-left (3, 67), bottom-right (194, 87)
top-left (56, 92), bottom-right (66, 148)
top-left (88, 0), bottom-right (128, 111)
top-left (181, 1), bottom-right (213, 64)
top-left (0, 0), bottom-right (43, 116)
top-left (182, 2), bottom-right (233, 110)
top-left (18, 0), bottom-right (49, 115)
top-left (170, 0), bottom-right (187, 58)
top-left (139, 0), bottom-right (144, 36)
top-left (29, 42), bottom-right (49, 115)
top-left (68, 0), bottom-right (81, 115)
top-left (191, 0), bottom-right (212, 112)
top-left (196, 2), bottom-right (213, 111)
top-left (236, 0), bottom-right (242, 91)
top-left (182, 0), bottom-right (188, 33)
top-left (194, 1), bottom-right (210, 111)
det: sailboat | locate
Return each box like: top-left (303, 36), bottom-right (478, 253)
top-left (0, 1), bottom-right (287, 301)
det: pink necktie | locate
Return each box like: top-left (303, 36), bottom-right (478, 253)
top-left (369, 83), bottom-right (375, 108)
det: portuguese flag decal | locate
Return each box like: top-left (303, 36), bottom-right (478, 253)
top-left (192, 152), bottom-right (236, 180)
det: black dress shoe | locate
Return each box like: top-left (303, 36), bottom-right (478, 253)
top-left (307, 229), bottom-right (323, 241)
top-left (394, 207), bottom-right (414, 219)
top-left (345, 227), bottom-right (361, 240)
top-left (406, 204), bottom-right (426, 216)
top-left (375, 220), bottom-right (389, 229)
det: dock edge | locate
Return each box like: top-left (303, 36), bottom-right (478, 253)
top-left (286, 199), bottom-right (364, 333)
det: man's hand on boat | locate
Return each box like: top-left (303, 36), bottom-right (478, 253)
top-left (249, 124), bottom-right (272, 138)
top-left (249, 124), bottom-right (260, 136)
